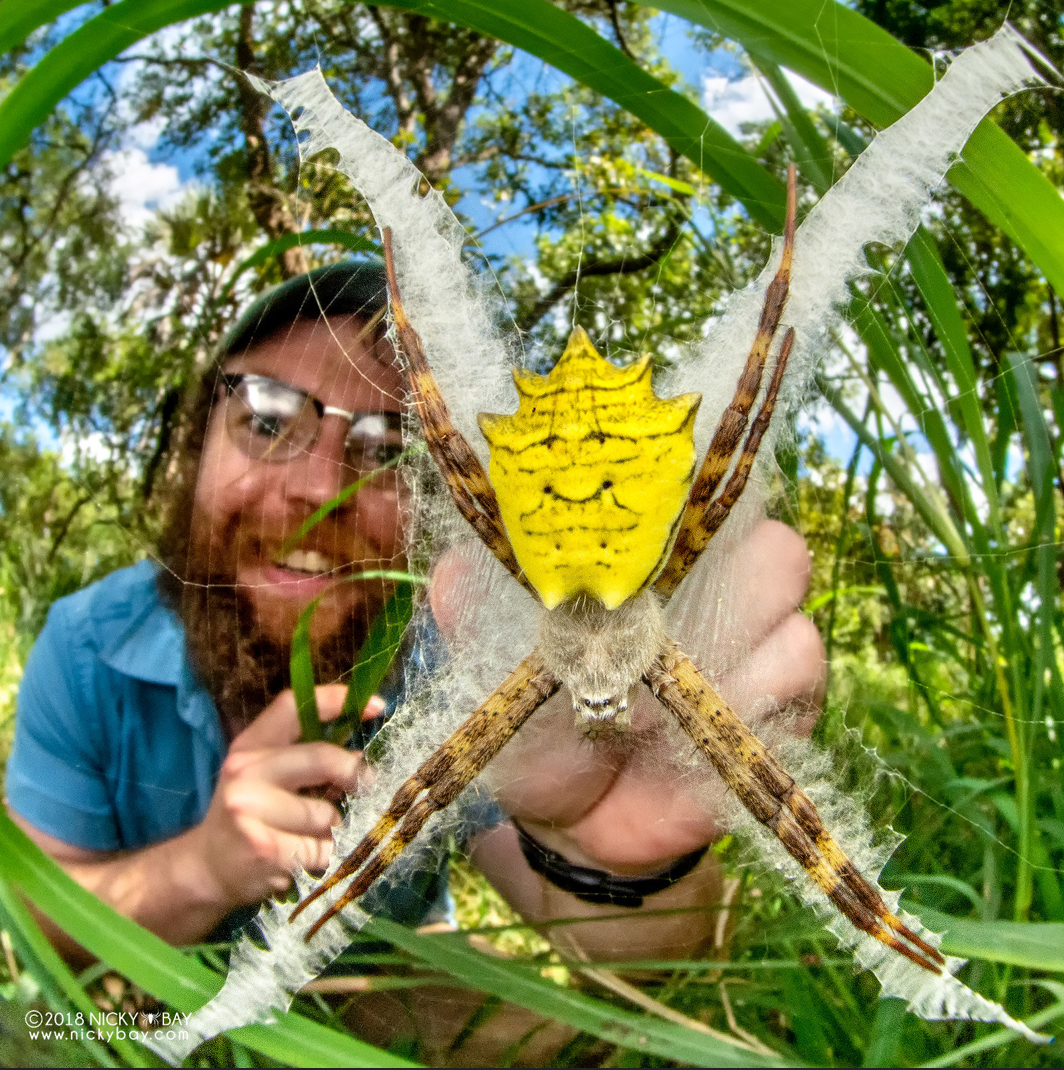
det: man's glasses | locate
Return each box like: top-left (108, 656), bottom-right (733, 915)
top-left (221, 373), bottom-right (404, 482)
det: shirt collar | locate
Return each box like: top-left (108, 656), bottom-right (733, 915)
top-left (99, 592), bottom-right (186, 688)
top-left (95, 562), bottom-right (183, 687)
top-left (97, 562), bottom-right (222, 740)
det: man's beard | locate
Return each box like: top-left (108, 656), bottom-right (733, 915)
top-left (157, 480), bottom-right (374, 742)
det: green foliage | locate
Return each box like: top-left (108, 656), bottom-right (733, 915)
top-left (1, 0), bottom-right (1064, 1066)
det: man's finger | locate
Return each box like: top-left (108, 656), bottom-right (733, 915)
top-left (229, 783), bottom-right (341, 838)
top-left (716, 612), bottom-right (826, 734)
top-left (252, 741), bottom-right (363, 794)
top-left (231, 685), bottom-right (350, 750)
top-left (270, 831), bottom-right (336, 877)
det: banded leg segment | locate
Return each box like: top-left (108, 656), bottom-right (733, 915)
top-left (696, 327), bottom-right (793, 545)
top-left (291, 652), bottom-right (560, 940)
top-left (382, 229), bottom-right (535, 597)
top-left (654, 166), bottom-right (797, 599)
top-left (646, 639), bottom-right (945, 974)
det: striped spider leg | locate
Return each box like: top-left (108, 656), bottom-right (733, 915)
top-left (653, 166), bottom-right (797, 599)
top-left (645, 643), bottom-right (943, 973)
top-left (291, 232), bottom-right (557, 938)
top-left (293, 652), bottom-right (559, 939)
top-left (640, 167), bottom-right (945, 974)
top-left (380, 230), bottom-right (535, 597)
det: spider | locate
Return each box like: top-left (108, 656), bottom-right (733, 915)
top-left (290, 165), bottom-right (945, 980)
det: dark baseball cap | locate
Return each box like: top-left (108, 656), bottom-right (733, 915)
top-left (220, 259), bottom-right (388, 358)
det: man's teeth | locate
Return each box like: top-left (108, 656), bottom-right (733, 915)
top-left (275, 550), bottom-right (335, 575)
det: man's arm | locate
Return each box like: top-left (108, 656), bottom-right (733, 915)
top-left (456, 521), bottom-right (827, 959)
top-left (9, 687), bottom-right (371, 958)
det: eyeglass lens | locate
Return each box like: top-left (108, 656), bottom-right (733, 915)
top-left (224, 375), bottom-right (404, 480)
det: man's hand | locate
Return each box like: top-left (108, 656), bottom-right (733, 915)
top-left (494, 520), bottom-right (824, 868)
top-left (430, 520), bottom-right (826, 956)
top-left (189, 685), bottom-right (375, 906)
top-left (11, 685), bottom-right (380, 953)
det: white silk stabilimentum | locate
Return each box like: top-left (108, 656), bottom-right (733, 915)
top-left (152, 25), bottom-right (1051, 1062)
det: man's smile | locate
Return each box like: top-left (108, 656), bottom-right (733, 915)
top-left (272, 548), bottom-right (339, 577)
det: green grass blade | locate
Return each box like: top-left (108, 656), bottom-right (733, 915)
top-left (0, 0), bottom-right (224, 171)
top-left (905, 226), bottom-right (1002, 534)
top-left (0, 0), bottom-right (90, 55)
top-left (0, 0), bottom-right (785, 228)
top-left (293, 579), bottom-right (416, 746)
top-left (0, 873), bottom-right (136, 1066)
top-left (340, 581), bottom-right (414, 745)
top-left (360, 0), bottom-right (786, 228)
top-left (825, 383), bottom-right (971, 576)
top-left (947, 125), bottom-right (1064, 303)
top-left (747, 54), bottom-right (833, 195)
top-left (291, 570), bottom-right (426, 743)
top-left (851, 295), bottom-right (969, 522)
top-left (279, 444), bottom-right (423, 558)
top-left (1004, 351), bottom-right (1058, 919)
top-left (650, 0), bottom-right (1064, 300)
top-left (781, 967), bottom-right (832, 1064)
top-left (1006, 353), bottom-right (1055, 521)
top-left (652, 0), bottom-right (927, 122)
top-left (365, 917), bottom-right (786, 1067)
top-left (902, 902), bottom-right (1064, 971)
top-left (0, 799), bottom-right (417, 1065)
top-left (860, 997), bottom-right (905, 1068)
top-left (290, 598), bottom-right (323, 742)
top-left (11, 0), bottom-right (1058, 279)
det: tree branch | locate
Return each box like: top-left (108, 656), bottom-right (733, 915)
top-left (417, 33), bottom-right (496, 183)
top-left (368, 7), bottom-right (418, 136)
top-left (515, 218), bottom-right (682, 333)
top-left (47, 495), bottom-right (92, 564)
top-left (141, 386), bottom-right (183, 502)
top-left (606, 0), bottom-right (636, 60)
top-left (235, 2), bottom-right (306, 277)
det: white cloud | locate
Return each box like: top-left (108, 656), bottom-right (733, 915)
top-left (34, 309), bottom-right (73, 346)
top-left (102, 132), bottom-right (184, 231)
top-left (702, 69), bottom-right (836, 139)
top-left (59, 428), bottom-right (114, 468)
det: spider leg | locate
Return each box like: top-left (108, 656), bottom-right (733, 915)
top-left (291, 652), bottom-right (559, 940)
top-left (382, 230), bottom-right (535, 596)
top-left (646, 639), bottom-right (946, 974)
top-left (654, 166), bottom-right (797, 600)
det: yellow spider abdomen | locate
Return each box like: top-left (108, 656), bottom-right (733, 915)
top-left (477, 327), bottom-right (700, 610)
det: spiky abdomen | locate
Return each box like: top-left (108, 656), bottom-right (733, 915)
top-left (478, 328), bottom-right (700, 610)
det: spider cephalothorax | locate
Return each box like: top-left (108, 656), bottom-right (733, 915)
top-left (539, 590), bottom-right (665, 731)
top-left (289, 170), bottom-right (945, 980)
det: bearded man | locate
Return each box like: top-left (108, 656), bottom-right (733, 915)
top-left (6, 261), bottom-right (825, 968)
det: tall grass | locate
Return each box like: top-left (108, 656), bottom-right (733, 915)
top-left (1, 2), bottom-right (1063, 1067)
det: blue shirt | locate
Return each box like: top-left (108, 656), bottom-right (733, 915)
top-left (7, 560), bottom-right (225, 851)
top-left (6, 561), bottom-right (494, 929)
